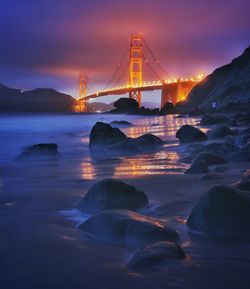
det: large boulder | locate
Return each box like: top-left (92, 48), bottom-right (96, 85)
top-left (79, 210), bottom-right (178, 248)
top-left (128, 241), bottom-right (185, 271)
top-left (89, 122), bottom-right (126, 149)
top-left (112, 98), bottom-right (139, 114)
top-left (185, 160), bottom-right (209, 174)
top-left (160, 102), bottom-right (178, 114)
top-left (15, 143), bottom-right (59, 161)
top-left (200, 114), bottom-right (230, 125)
top-left (193, 152), bottom-right (228, 166)
top-left (176, 125), bottom-right (207, 143)
top-left (89, 122), bottom-right (163, 155)
top-left (208, 125), bottom-right (233, 139)
top-left (78, 179), bottom-right (149, 213)
top-left (187, 185), bottom-right (250, 235)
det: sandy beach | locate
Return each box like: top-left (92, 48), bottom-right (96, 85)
top-left (0, 113), bottom-right (250, 289)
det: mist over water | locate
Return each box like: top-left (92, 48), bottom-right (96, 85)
top-left (0, 113), bottom-right (198, 178)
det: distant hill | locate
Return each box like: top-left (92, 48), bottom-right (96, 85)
top-left (88, 102), bottom-right (114, 112)
top-left (182, 46), bottom-right (250, 111)
top-left (0, 83), bottom-right (77, 112)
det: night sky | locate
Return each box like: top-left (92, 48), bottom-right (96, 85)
top-left (0, 0), bottom-right (249, 99)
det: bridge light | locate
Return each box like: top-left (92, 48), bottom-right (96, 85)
top-left (197, 73), bottom-right (205, 80)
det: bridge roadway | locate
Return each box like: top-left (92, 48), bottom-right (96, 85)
top-left (79, 79), bottom-right (199, 102)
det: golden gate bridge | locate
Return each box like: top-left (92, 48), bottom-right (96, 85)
top-left (75, 34), bottom-right (205, 112)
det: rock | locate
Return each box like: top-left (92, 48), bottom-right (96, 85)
top-left (230, 143), bottom-right (250, 162)
top-left (160, 102), bottom-right (178, 114)
top-left (193, 152), bottom-right (228, 166)
top-left (192, 142), bottom-right (239, 158)
top-left (89, 122), bottom-right (126, 149)
top-left (200, 173), bottom-right (221, 180)
top-left (79, 210), bottom-right (179, 248)
top-left (213, 166), bottom-right (229, 173)
top-left (200, 114), bottom-right (230, 125)
top-left (188, 106), bottom-right (205, 117)
top-left (235, 170), bottom-right (250, 191)
top-left (187, 185), bottom-right (250, 235)
top-left (134, 134), bottom-right (163, 147)
top-left (230, 119), bottom-right (237, 127)
top-left (110, 120), bottom-right (133, 126)
top-left (128, 241), bottom-right (185, 271)
top-left (240, 127), bottom-right (250, 135)
top-left (224, 135), bottom-right (235, 145)
top-left (89, 122), bottom-right (163, 155)
top-left (208, 125), bottom-right (233, 139)
top-left (185, 160), bottom-right (209, 174)
top-left (176, 125), bottom-right (207, 143)
top-left (15, 143), bottom-right (59, 161)
top-left (236, 134), bottom-right (250, 146)
top-left (78, 179), bottom-right (149, 213)
top-left (112, 98), bottom-right (139, 114)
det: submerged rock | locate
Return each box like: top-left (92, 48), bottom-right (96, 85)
top-left (78, 179), bottom-right (149, 213)
top-left (208, 125), bottom-right (233, 139)
top-left (185, 160), bottom-right (209, 174)
top-left (193, 152), bottom-right (228, 166)
top-left (128, 241), bottom-right (185, 271)
top-left (15, 143), bottom-right (59, 161)
top-left (89, 122), bottom-right (163, 155)
top-left (79, 210), bottom-right (178, 248)
top-left (200, 114), bottom-right (230, 125)
top-left (176, 125), bottom-right (207, 143)
top-left (187, 185), bottom-right (250, 235)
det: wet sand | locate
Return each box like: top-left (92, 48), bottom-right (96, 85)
top-left (0, 114), bottom-right (250, 289)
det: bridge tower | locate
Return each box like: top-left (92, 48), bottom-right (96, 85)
top-left (129, 34), bottom-right (143, 106)
top-left (76, 74), bottom-right (88, 112)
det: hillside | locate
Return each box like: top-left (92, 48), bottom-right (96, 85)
top-left (183, 46), bottom-right (250, 110)
top-left (0, 83), bottom-right (77, 112)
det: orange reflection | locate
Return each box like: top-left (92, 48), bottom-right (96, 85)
top-left (81, 160), bottom-right (96, 180)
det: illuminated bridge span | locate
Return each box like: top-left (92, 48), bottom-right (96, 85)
top-left (75, 34), bottom-right (205, 112)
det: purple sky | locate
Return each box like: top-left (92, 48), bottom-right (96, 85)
top-left (0, 0), bottom-right (249, 100)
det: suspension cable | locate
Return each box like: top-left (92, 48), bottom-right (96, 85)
top-left (103, 44), bottom-right (129, 89)
top-left (112, 60), bottom-right (130, 88)
top-left (142, 38), bottom-right (169, 78)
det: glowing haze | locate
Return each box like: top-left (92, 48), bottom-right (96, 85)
top-left (0, 0), bottom-right (249, 100)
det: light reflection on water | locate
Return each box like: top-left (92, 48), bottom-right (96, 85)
top-left (80, 115), bottom-right (197, 180)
